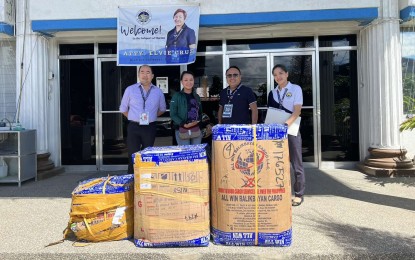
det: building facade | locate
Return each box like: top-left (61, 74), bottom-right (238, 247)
top-left (0, 0), bottom-right (414, 172)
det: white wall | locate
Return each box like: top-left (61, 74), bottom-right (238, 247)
top-left (401, 131), bottom-right (415, 159)
top-left (47, 38), bottom-right (60, 165)
top-left (399, 0), bottom-right (415, 10)
top-left (29, 0), bottom-right (379, 20)
top-left (0, 40), bottom-right (16, 122)
top-left (0, 0), bottom-right (14, 25)
top-left (0, 0), bottom-right (5, 22)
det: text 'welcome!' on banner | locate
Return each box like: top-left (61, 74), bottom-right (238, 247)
top-left (117, 5), bottom-right (200, 66)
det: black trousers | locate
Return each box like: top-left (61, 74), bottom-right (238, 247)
top-left (127, 122), bottom-right (157, 174)
top-left (288, 133), bottom-right (305, 197)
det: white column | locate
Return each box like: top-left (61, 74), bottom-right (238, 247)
top-left (359, 0), bottom-right (403, 156)
top-left (47, 38), bottom-right (60, 165)
top-left (15, 0), bottom-right (49, 153)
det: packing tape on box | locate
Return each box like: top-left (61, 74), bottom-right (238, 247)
top-left (134, 163), bottom-right (209, 203)
top-left (138, 177), bottom-right (208, 189)
top-left (134, 161), bottom-right (208, 175)
top-left (139, 189), bottom-right (208, 203)
top-left (46, 176), bottom-right (133, 247)
top-left (67, 188), bottom-right (133, 242)
top-left (70, 207), bottom-right (133, 242)
top-left (134, 160), bottom-right (209, 234)
top-left (69, 192), bottom-right (133, 217)
top-left (253, 125), bottom-right (259, 246)
top-left (140, 215), bottom-right (209, 231)
top-left (211, 125), bottom-right (292, 246)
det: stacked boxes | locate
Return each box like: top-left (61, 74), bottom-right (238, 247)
top-left (133, 144), bottom-right (210, 247)
top-left (67, 174), bottom-right (134, 242)
top-left (211, 124), bottom-right (292, 246)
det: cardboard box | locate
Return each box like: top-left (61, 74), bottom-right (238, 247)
top-left (211, 124), bottom-right (292, 246)
top-left (133, 144), bottom-right (210, 247)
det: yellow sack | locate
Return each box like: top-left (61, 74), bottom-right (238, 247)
top-left (66, 174), bottom-right (134, 242)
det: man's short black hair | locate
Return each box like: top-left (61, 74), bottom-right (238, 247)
top-left (226, 66), bottom-right (241, 75)
top-left (138, 65), bottom-right (153, 74)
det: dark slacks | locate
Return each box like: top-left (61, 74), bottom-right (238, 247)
top-left (288, 133), bottom-right (305, 197)
top-left (127, 122), bottom-right (157, 174)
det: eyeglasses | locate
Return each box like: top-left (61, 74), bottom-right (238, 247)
top-left (226, 74), bottom-right (240, 78)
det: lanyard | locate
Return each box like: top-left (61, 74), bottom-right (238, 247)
top-left (276, 87), bottom-right (288, 109)
top-left (227, 85), bottom-right (241, 104)
top-left (139, 85), bottom-right (152, 110)
top-left (173, 27), bottom-right (184, 46)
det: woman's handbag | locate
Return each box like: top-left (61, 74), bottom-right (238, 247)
top-left (179, 125), bottom-right (201, 140)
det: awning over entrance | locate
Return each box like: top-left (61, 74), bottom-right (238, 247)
top-left (0, 22), bottom-right (13, 36)
top-left (31, 8), bottom-right (378, 36)
top-left (401, 5), bottom-right (415, 23)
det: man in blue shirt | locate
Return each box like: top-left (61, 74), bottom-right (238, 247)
top-left (218, 66), bottom-right (258, 124)
top-left (120, 65), bottom-right (167, 173)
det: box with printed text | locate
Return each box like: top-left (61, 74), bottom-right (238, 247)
top-left (133, 144), bottom-right (210, 247)
top-left (211, 124), bottom-right (292, 246)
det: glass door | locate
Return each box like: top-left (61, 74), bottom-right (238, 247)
top-left (227, 54), bottom-right (270, 122)
top-left (319, 50), bottom-right (359, 164)
top-left (97, 59), bottom-right (180, 171)
top-left (227, 52), bottom-right (317, 167)
top-left (59, 59), bottom-right (96, 169)
top-left (272, 53), bottom-right (317, 167)
top-left (97, 58), bottom-right (136, 171)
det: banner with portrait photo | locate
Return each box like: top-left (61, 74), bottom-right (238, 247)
top-left (117, 5), bottom-right (200, 66)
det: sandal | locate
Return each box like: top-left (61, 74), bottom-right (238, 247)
top-left (292, 196), bottom-right (304, 206)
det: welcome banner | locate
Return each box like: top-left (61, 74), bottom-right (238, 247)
top-left (118, 5), bottom-right (200, 66)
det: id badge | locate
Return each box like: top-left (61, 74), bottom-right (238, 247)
top-left (171, 52), bottom-right (179, 62)
top-left (222, 104), bottom-right (233, 118)
top-left (139, 112), bottom-right (149, 125)
top-left (171, 48), bottom-right (179, 63)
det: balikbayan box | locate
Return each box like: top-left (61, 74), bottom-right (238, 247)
top-left (133, 144), bottom-right (210, 247)
top-left (211, 124), bottom-right (292, 246)
top-left (65, 174), bottom-right (134, 242)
